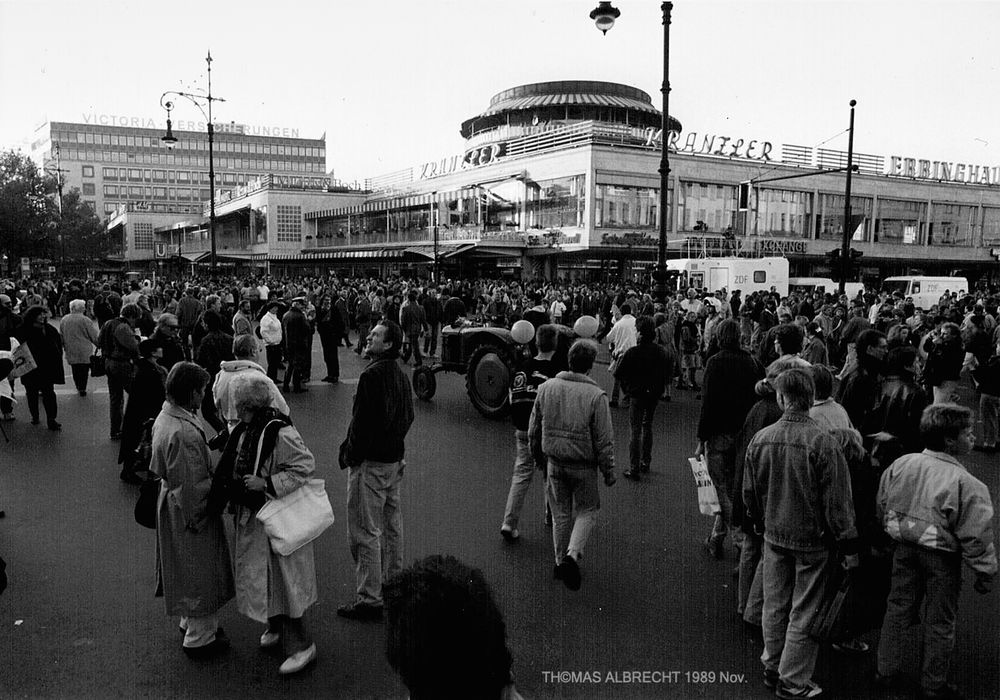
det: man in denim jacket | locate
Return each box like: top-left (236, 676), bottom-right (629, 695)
top-left (876, 404), bottom-right (996, 700)
top-left (743, 368), bottom-right (858, 699)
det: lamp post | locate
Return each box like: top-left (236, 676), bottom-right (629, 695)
top-left (160, 51), bottom-right (225, 276)
top-left (592, 1), bottom-right (672, 305)
top-left (840, 99), bottom-right (857, 296)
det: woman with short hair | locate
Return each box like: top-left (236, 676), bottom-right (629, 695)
top-left (151, 361), bottom-right (234, 659)
top-left (16, 306), bottom-right (64, 430)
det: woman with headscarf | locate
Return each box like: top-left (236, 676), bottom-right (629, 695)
top-left (224, 373), bottom-right (318, 675)
top-left (15, 306), bottom-right (64, 430)
top-left (151, 362), bottom-right (234, 659)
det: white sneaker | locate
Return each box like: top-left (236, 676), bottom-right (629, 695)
top-left (278, 643), bottom-right (316, 675)
top-left (259, 630), bottom-right (280, 649)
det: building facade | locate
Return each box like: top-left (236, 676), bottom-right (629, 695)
top-left (30, 118), bottom-right (327, 219)
top-left (298, 80), bottom-right (1000, 285)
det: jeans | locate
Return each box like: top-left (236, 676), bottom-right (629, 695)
top-left (628, 395), bottom-right (657, 470)
top-left (877, 543), bottom-right (962, 694)
top-left (761, 543), bottom-right (830, 691)
top-left (502, 430), bottom-right (537, 530)
top-left (355, 322), bottom-right (370, 354)
top-left (705, 433), bottom-right (738, 540)
top-left (70, 363), bottom-right (90, 393)
top-left (405, 333), bottom-right (423, 366)
top-left (980, 392), bottom-right (1000, 445)
top-left (546, 463), bottom-right (600, 565)
top-left (423, 323), bottom-right (439, 356)
top-left (347, 459), bottom-right (404, 606)
top-left (105, 358), bottom-right (134, 437)
top-left (738, 531), bottom-right (764, 624)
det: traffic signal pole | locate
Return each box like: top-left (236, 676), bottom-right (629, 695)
top-left (840, 100), bottom-right (857, 295)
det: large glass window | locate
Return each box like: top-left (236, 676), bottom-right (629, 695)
top-left (679, 182), bottom-right (737, 233)
top-left (928, 202), bottom-right (978, 246)
top-left (754, 188), bottom-right (812, 238)
top-left (983, 207), bottom-right (1000, 247)
top-left (875, 198), bottom-right (925, 244)
top-left (594, 184), bottom-right (662, 229)
top-left (275, 204), bottom-right (303, 242)
top-left (816, 194), bottom-right (873, 242)
top-left (525, 175), bottom-right (586, 229)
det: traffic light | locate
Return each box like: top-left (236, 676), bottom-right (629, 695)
top-left (826, 248), bottom-right (842, 282)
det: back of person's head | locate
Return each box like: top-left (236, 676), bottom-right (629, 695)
top-left (384, 555), bottom-right (512, 700)
top-left (203, 309), bottom-right (223, 332)
top-left (120, 303), bottom-right (142, 322)
top-left (775, 323), bottom-right (804, 355)
top-left (774, 368), bottom-right (815, 412)
top-left (635, 315), bottom-right (656, 343)
top-left (535, 324), bottom-right (557, 353)
top-left (856, 329), bottom-right (887, 364)
top-left (716, 319), bottom-right (741, 350)
top-left (887, 345), bottom-right (917, 374)
top-left (232, 334), bottom-right (257, 359)
top-left (69, 299), bottom-right (86, 313)
top-left (810, 364), bottom-right (834, 400)
top-left (231, 373), bottom-right (274, 413)
top-left (567, 339), bottom-right (598, 373)
top-left (920, 403), bottom-right (973, 451)
top-left (165, 361), bottom-right (209, 406)
top-left (620, 303), bottom-right (632, 316)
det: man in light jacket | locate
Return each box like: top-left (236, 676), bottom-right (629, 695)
top-left (604, 303), bottom-right (636, 408)
top-left (259, 301), bottom-right (283, 382)
top-left (529, 339), bottom-right (615, 592)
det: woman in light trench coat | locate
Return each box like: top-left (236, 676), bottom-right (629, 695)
top-left (151, 361), bottom-right (234, 658)
top-left (228, 373), bottom-right (318, 675)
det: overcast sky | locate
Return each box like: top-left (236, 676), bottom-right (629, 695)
top-left (1, 0), bottom-right (998, 184)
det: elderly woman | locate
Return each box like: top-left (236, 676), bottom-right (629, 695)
top-left (151, 362), bottom-right (234, 659)
top-left (15, 306), bottom-right (64, 430)
top-left (223, 373), bottom-right (318, 675)
top-left (60, 299), bottom-right (99, 396)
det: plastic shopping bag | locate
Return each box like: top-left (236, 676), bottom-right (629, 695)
top-left (688, 456), bottom-right (721, 516)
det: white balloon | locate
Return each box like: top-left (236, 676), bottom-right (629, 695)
top-left (573, 315), bottom-right (599, 338)
top-left (511, 319), bottom-right (535, 344)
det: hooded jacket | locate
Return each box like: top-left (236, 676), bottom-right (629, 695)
top-left (213, 359), bottom-right (289, 430)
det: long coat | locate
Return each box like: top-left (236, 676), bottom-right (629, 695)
top-left (151, 402), bottom-right (234, 617)
top-left (17, 324), bottom-right (65, 386)
top-left (233, 426), bottom-right (318, 622)
top-left (59, 312), bottom-right (99, 365)
top-left (118, 358), bottom-right (167, 465)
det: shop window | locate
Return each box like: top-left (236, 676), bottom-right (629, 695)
top-left (679, 181), bottom-right (736, 234)
top-left (275, 204), bottom-right (303, 242)
top-left (927, 202), bottom-right (977, 246)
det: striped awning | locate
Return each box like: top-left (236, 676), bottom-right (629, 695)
top-left (277, 248), bottom-right (407, 261)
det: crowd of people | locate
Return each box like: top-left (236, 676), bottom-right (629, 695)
top-left (2, 270), bottom-right (1000, 698)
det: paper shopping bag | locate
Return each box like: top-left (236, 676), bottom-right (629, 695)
top-left (688, 456), bottom-right (721, 516)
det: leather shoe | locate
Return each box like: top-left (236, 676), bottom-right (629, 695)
top-left (557, 555), bottom-right (581, 591)
top-left (260, 630), bottom-right (281, 649)
top-left (182, 634), bottom-right (230, 659)
top-left (623, 469), bottom-right (640, 482)
top-left (278, 643), bottom-right (316, 675)
top-left (336, 601), bottom-right (383, 621)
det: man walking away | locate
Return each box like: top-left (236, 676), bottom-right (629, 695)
top-left (338, 321), bottom-right (414, 621)
top-left (530, 339), bottom-right (616, 592)
top-left (743, 368), bottom-right (859, 699)
top-left (614, 316), bottom-right (671, 482)
top-left (399, 290), bottom-right (427, 367)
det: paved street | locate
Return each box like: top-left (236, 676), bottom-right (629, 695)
top-left (1, 340), bottom-right (998, 699)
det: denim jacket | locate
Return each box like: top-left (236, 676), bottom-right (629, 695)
top-left (743, 411), bottom-right (858, 552)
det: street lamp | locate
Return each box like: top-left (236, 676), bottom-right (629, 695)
top-left (592, 2), bottom-right (673, 305)
top-left (840, 99), bottom-right (857, 295)
top-left (159, 50), bottom-right (225, 275)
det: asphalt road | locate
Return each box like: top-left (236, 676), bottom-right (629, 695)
top-left (1, 337), bottom-right (998, 699)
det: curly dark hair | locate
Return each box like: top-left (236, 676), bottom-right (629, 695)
top-left (384, 555), bottom-right (513, 700)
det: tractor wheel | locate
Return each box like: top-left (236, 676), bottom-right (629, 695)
top-left (466, 344), bottom-right (513, 419)
top-left (413, 365), bottom-right (437, 401)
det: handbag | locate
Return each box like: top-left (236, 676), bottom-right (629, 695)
top-left (808, 562), bottom-right (855, 642)
top-left (135, 477), bottom-right (161, 529)
top-left (688, 456), bottom-right (721, 516)
top-left (90, 352), bottom-right (106, 377)
top-left (255, 479), bottom-right (335, 556)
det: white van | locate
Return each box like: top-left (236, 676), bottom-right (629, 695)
top-left (880, 276), bottom-right (969, 310)
top-left (667, 257), bottom-right (789, 297)
top-left (789, 277), bottom-right (865, 300)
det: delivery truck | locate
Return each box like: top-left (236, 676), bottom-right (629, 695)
top-left (667, 257), bottom-right (789, 297)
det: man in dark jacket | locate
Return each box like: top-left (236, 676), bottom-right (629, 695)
top-left (281, 298), bottom-right (312, 393)
top-left (614, 316), bottom-right (671, 482)
top-left (697, 319), bottom-right (765, 556)
top-left (421, 288), bottom-right (442, 357)
top-left (864, 345), bottom-right (927, 466)
top-left (399, 290), bottom-right (427, 367)
top-left (338, 320), bottom-right (414, 621)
